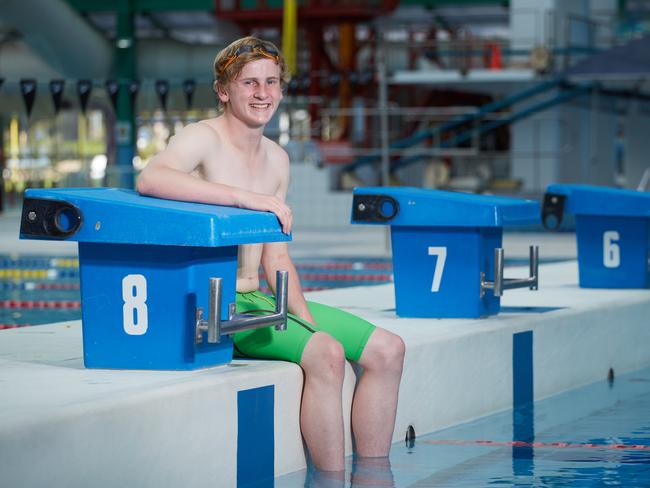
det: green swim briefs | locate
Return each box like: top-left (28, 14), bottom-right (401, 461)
top-left (233, 290), bottom-right (376, 364)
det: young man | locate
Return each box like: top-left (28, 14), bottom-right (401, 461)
top-left (137, 36), bottom-right (405, 472)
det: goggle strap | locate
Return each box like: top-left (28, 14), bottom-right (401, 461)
top-left (220, 45), bottom-right (279, 74)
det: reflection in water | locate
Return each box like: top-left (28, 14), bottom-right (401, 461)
top-left (304, 467), bottom-right (345, 488)
top-left (512, 330), bottom-right (535, 479)
top-left (351, 457), bottom-right (395, 487)
top-left (512, 402), bottom-right (535, 478)
top-left (304, 457), bottom-right (395, 488)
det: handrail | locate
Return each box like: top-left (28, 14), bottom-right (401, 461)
top-left (391, 82), bottom-right (593, 172)
top-left (480, 246), bottom-right (539, 298)
top-left (195, 270), bottom-right (289, 344)
top-left (343, 78), bottom-right (565, 173)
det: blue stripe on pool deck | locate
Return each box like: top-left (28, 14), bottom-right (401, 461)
top-left (237, 385), bottom-right (275, 488)
top-left (513, 330), bottom-right (534, 410)
top-left (513, 331), bottom-right (535, 475)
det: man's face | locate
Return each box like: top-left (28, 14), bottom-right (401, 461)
top-left (219, 58), bottom-right (283, 128)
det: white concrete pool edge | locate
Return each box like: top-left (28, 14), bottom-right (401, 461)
top-left (1, 260), bottom-right (649, 488)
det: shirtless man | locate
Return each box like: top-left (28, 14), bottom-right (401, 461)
top-left (137, 36), bottom-right (405, 472)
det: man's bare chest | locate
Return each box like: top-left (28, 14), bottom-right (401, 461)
top-left (201, 152), bottom-right (279, 195)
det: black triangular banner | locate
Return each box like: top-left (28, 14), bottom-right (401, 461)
top-left (155, 79), bottom-right (170, 111)
top-left (329, 73), bottom-right (342, 88)
top-left (105, 79), bottom-right (120, 111)
top-left (287, 77), bottom-right (299, 95)
top-left (49, 79), bottom-right (65, 114)
top-left (182, 79), bottom-right (196, 110)
top-left (129, 80), bottom-right (140, 107)
top-left (0, 78), bottom-right (4, 91)
top-left (20, 79), bottom-right (37, 118)
top-left (77, 79), bottom-right (93, 113)
top-left (300, 74), bottom-right (311, 91)
top-left (360, 70), bottom-right (373, 84)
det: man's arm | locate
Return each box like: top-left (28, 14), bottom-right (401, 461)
top-left (137, 123), bottom-right (292, 233)
top-left (261, 148), bottom-right (313, 322)
top-left (262, 242), bottom-right (315, 324)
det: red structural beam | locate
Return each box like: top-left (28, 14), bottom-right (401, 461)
top-left (215, 0), bottom-right (398, 24)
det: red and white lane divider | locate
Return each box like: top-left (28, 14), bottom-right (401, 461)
top-left (296, 273), bottom-right (392, 282)
top-left (422, 439), bottom-right (650, 451)
top-left (34, 283), bottom-right (80, 290)
top-left (296, 262), bottom-right (392, 271)
top-left (258, 272), bottom-right (391, 283)
top-left (0, 300), bottom-right (81, 310)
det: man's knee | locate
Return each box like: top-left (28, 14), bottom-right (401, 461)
top-left (301, 332), bottom-right (346, 381)
top-left (361, 329), bottom-right (405, 374)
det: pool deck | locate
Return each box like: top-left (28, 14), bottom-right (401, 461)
top-left (1, 254), bottom-right (650, 487)
top-left (2, 206), bottom-right (649, 487)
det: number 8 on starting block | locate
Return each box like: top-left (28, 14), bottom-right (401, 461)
top-left (20, 188), bottom-right (290, 370)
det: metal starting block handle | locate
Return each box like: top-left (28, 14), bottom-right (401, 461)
top-left (480, 246), bottom-right (539, 298)
top-left (196, 270), bottom-right (289, 344)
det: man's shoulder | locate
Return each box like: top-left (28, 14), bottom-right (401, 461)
top-left (166, 119), bottom-right (220, 151)
top-left (184, 119), bottom-right (221, 139)
top-left (263, 137), bottom-right (290, 165)
top-left (167, 119), bottom-right (217, 140)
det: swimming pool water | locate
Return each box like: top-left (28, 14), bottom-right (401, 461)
top-left (276, 366), bottom-right (650, 487)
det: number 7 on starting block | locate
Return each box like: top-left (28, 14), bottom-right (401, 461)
top-left (428, 246), bottom-right (447, 292)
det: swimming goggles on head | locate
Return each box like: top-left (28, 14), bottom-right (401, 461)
top-left (221, 44), bottom-right (280, 72)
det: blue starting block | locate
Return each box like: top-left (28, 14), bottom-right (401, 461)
top-left (20, 188), bottom-right (290, 370)
top-left (543, 184), bottom-right (650, 288)
top-left (351, 187), bottom-right (540, 318)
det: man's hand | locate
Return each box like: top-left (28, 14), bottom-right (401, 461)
top-left (235, 189), bottom-right (293, 234)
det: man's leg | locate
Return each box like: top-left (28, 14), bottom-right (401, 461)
top-left (299, 331), bottom-right (347, 471)
top-left (352, 328), bottom-right (405, 457)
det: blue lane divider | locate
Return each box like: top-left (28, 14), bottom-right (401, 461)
top-left (0, 257), bottom-right (76, 268)
top-left (237, 385), bottom-right (275, 488)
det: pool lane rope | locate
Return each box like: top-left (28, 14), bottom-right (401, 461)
top-left (0, 299), bottom-right (80, 309)
top-left (0, 269), bottom-right (79, 279)
top-left (421, 439), bottom-right (650, 451)
top-left (0, 282), bottom-right (79, 291)
top-left (295, 262), bottom-right (391, 270)
top-left (299, 272), bottom-right (392, 282)
top-left (258, 272), bottom-right (392, 282)
top-left (0, 258), bottom-right (78, 268)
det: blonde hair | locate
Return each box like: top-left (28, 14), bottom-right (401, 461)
top-left (213, 36), bottom-right (289, 106)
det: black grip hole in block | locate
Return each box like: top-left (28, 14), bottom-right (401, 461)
top-left (20, 198), bottom-right (83, 238)
top-left (541, 193), bottom-right (566, 231)
top-left (352, 194), bottom-right (400, 222)
top-left (54, 206), bottom-right (81, 234)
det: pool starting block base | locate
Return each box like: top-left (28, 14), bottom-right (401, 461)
top-left (19, 188), bottom-right (290, 370)
top-left (543, 184), bottom-right (650, 288)
top-left (351, 187), bottom-right (540, 318)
